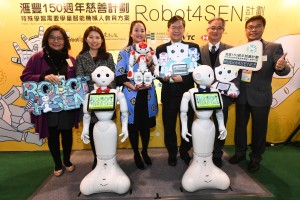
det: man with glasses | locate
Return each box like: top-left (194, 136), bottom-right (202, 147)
top-left (228, 15), bottom-right (290, 172)
top-left (200, 17), bottom-right (240, 168)
top-left (156, 15), bottom-right (200, 167)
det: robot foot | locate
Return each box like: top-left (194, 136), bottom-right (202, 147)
top-left (182, 154), bottom-right (230, 192)
top-left (80, 156), bottom-right (130, 195)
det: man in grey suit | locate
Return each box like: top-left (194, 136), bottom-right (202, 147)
top-left (200, 17), bottom-right (240, 168)
top-left (228, 15), bottom-right (290, 172)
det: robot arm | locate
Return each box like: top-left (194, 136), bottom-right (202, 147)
top-left (215, 109), bottom-right (227, 140)
top-left (81, 94), bottom-right (91, 144)
top-left (149, 51), bottom-right (160, 77)
top-left (180, 92), bottom-right (192, 142)
top-left (128, 50), bottom-right (136, 79)
top-left (118, 92), bottom-right (129, 143)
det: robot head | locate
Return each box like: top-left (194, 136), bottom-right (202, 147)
top-left (215, 65), bottom-right (238, 83)
top-left (42, 96), bottom-right (49, 102)
top-left (135, 42), bottom-right (150, 54)
top-left (91, 66), bottom-right (115, 88)
top-left (167, 43), bottom-right (189, 62)
top-left (193, 65), bottom-right (215, 86)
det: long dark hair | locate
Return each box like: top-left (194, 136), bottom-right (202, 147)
top-left (79, 26), bottom-right (109, 59)
top-left (127, 20), bottom-right (147, 47)
top-left (42, 25), bottom-right (70, 52)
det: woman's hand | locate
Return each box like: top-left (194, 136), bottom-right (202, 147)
top-left (45, 74), bottom-right (61, 84)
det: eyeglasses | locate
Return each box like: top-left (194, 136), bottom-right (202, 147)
top-left (170, 26), bottom-right (184, 31)
top-left (246, 24), bottom-right (263, 31)
top-left (208, 26), bottom-right (224, 31)
top-left (49, 36), bottom-right (64, 42)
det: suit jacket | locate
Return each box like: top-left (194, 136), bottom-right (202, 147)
top-left (156, 41), bottom-right (200, 104)
top-left (236, 39), bottom-right (290, 107)
top-left (200, 42), bottom-right (239, 107)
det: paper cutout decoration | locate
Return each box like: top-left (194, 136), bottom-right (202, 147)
top-left (22, 76), bottom-right (89, 116)
top-left (219, 40), bottom-right (263, 71)
top-left (158, 43), bottom-right (200, 77)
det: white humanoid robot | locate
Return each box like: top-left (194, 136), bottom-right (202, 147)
top-left (80, 66), bottom-right (130, 195)
top-left (212, 65), bottom-right (239, 97)
top-left (128, 41), bottom-right (159, 86)
top-left (180, 65), bottom-right (230, 192)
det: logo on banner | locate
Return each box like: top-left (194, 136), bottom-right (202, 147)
top-left (22, 77), bottom-right (89, 116)
top-left (219, 40), bottom-right (263, 71)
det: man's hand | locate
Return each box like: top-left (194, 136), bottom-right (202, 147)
top-left (275, 53), bottom-right (288, 71)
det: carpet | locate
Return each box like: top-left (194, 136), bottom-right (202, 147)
top-left (29, 148), bottom-right (272, 200)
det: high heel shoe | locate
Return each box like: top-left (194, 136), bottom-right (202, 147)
top-left (53, 168), bottom-right (64, 177)
top-left (134, 154), bottom-right (145, 170)
top-left (141, 151), bottom-right (152, 165)
top-left (65, 164), bottom-right (75, 172)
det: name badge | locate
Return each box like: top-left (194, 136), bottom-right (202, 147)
top-left (262, 55), bottom-right (267, 61)
top-left (66, 58), bottom-right (73, 67)
top-left (241, 70), bottom-right (252, 82)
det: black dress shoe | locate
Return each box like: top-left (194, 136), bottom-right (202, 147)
top-left (180, 153), bottom-right (191, 166)
top-left (168, 156), bottom-right (177, 166)
top-left (248, 161), bottom-right (260, 173)
top-left (213, 157), bottom-right (222, 168)
top-left (228, 155), bottom-right (246, 164)
top-left (141, 151), bottom-right (152, 165)
top-left (134, 154), bottom-right (145, 170)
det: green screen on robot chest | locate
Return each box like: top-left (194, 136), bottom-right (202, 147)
top-left (87, 93), bottom-right (115, 111)
top-left (193, 92), bottom-right (222, 110)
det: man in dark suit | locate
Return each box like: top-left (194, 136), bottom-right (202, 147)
top-left (200, 17), bottom-right (240, 168)
top-left (156, 15), bottom-right (200, 166)
top-left (228, 15), bottom-right (290, 172)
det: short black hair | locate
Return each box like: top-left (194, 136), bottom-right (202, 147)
top-left (167, 15), bottom-right (186, 28)
top-left (245, 15), bottom-right (266, 28)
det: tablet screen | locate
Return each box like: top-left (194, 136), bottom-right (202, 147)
top-left (87, 93), bottom-right (115, 111)
top-left (193, 92), bottom-right (222, 110)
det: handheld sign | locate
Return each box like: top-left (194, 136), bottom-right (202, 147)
top-left (193, 92), bottom-right (222, 110)
top-left (87, 93), bottom-right (116, 111)
top-left (219, 40), bottom-right (263, 71)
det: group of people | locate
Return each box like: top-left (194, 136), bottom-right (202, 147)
top-left (20, 14), bottom-right (290, 178)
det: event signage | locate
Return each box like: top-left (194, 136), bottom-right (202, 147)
top-left (22, 77), bottom-right (89, 116)
top-left (219, 40), bottom-right (263, 71)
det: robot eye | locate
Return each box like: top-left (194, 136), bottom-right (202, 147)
top-left (208, 74), bottom-right (211, 77)
top-left (227, 70), bottom-right (231, 74)
top-left (106, 73), bottom-right (109, 77)
top-left (218, 71), bottom-right (222, 75)
top-left (180, 49), bottom-right (184, 53)
top-left (97, 74), bottom-right (100, 77)
top-left (171, 50), bottom-right (175, 53)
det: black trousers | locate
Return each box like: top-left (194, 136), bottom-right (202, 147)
top-left (234, 103), bottom-right (270, 162)
top-left (128, 125), bottom-right (150, 155)
top-left (162, 96), bottom-right (193, 158)
top-left (48, 127), bottom-right (73, 170)
top-left (212, 104), bottom-right (229, 159)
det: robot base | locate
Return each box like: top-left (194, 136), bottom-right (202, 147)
top-left (80, 155), bottom-right (130, 195)
top-left (182, 154), bottom-right (230, 192)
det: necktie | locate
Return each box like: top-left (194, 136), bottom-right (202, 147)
top-left (96, 87), bottom-right (110, 93)
top-left (211, 45), bottom-right (216, 53)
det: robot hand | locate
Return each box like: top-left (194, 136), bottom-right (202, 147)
top-left (11, 43), bottom-right (38, 67)
top-left (81, 131), bottom-right (90, 144)
top-left (181, 128), bottom-right (192, 142)
top-left (11, 26), bottom-right (44, 67)
top-left (218, 128), bottom-right (227, 140)
top-left (119, 131), bottom-right (128, 143)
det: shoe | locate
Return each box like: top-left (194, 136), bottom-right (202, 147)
top-left (141, 151), bottom-right (152, 165)
top-left (134, 154), bottom-right (145, 170)
top-left (248, 161), bottom-right (260, 173)
top-left (65, 164), bottom-right (75, 172)
top-left (228, 155), bottom-right (246, 164)
top-left (213, 157), bottom-right (222, 168)
top-left (180, 153), bottom-right (191, 166)
top-left (168, 156), bottom-right (177, 166)
top-left (53, 168), bottom-right (64, 177)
